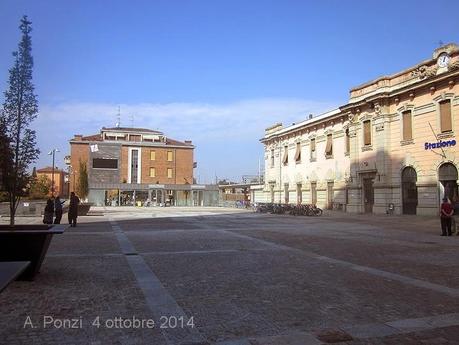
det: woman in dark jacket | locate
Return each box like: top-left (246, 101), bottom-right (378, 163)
top-left (68, 192), bottom-right (80, 227)
top-left (54, 196), bottom-right (65, 224)
top-left (43, 198), bottom-right (54, 224)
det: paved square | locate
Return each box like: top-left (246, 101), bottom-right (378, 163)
top-left (1, 207), bottom-right (459, 344)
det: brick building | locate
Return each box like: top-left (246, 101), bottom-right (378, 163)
top-left (68, 126), bottom-right (217, 206)
top-left (257, 43), bottom-right (459, 215)
top-left (36, 167), bottom-right (68, 198)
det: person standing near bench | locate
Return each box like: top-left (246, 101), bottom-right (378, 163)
top-left (440, 197), bottom-right (454, 236)
top-left (53, 196), bottom-right (65, 224)
top-left (43, 198), bottom-right (54, 224)
top-left (68, 192), bottom-right (80, 227)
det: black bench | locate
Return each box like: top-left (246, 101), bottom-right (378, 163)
top-left (0, 261), bottom-right (30, 293)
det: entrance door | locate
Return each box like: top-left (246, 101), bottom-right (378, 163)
top-left (402, 167), bottom-right (418, 215)
top-left (284, 183), bottom-right (289, 204)
top-left (363, 178), bottom-right (374, 213)
top-left (270, 184), bottom-right (275, 203)
top-left (327, 181), bottom-right (334, 210)
top-left (439, 163), bottom-right (458, 202)
top-left (311, 182), bottom-right (317, 205)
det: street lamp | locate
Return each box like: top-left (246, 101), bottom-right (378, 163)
top-left (48, 148), bottom-right (59, 196)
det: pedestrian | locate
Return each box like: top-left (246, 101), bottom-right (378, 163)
top-left (68, 192), bottom-right (80, 227)
top-left (53, 196), bottom-right (65, 224)
top-left (43, 198), bottom-right (54, 224)
top-left (440, 197), bottom-right (454, 236)
top-left (453, 196), bottom-right (459, 235)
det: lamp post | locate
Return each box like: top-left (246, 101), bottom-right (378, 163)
top-left (48, 148), bottom-right (59, 196)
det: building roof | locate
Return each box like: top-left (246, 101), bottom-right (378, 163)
top-left (69, 127), bottom-right (194, 148)
top-left (82, 133), bottom-right (103, 141)
top-left (102, 127), bottom-right (163, 134)
top-left (36, 166), bottom-right (67, 174)
top-left (261, 108), bottom-right (341, 141)
top-left (166, 138), bottom-right (193, 147)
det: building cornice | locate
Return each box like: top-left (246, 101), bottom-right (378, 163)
top-left (69, 140), bottom-right (194, 149)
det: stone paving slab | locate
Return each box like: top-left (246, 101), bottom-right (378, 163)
top-left (0, 256), bottom-right (166, 345)
top-left (2, 209), bottom-right (459, 344)
top-left (235, 228), bottom-right (459, 290)
top-left (126, 229), bottom-right (271, 253)
top-left (47, 232), bottom-right (120, 255)
top-left (143, 248), bottom-right (459, 343)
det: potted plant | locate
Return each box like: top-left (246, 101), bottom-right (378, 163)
top-left (0, 17), bottom-right (65, 280)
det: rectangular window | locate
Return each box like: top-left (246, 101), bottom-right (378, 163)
top-left (282, 146), bottom-right (288, 165)
top-left (92, 158), bottom-right (118, 169)
top-left (284, 183), bottom-right (289, 204)
top-left (294, 142), bottom-right (301, 162)
top-left (440, 100), bottom-right (452, 133)
top-left (310, 139), bottom-right (316, 160)
top-left (130, 150), bottom-right (139, 183)
top-left (150, 150), bottom-right (156, 161)
top-left (167, 168), bottom-right (173, 178)
top-left (270, 149), bottom-right (275, 168)
top-left (149, 167), bottom-right (156, 177)
top-left (325, 134), bottom-right (333, 157)
top-left (363, 120), bottom-right (371, 146)
top-left (167, 151), bottom-right (173, 162)
top-left (345, 129), bottom-right (350, 154)
top-left (402, 110), bottom-right (413, 141)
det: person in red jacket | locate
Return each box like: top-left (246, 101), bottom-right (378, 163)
top-left (440, 197), bottom-right (454, 236)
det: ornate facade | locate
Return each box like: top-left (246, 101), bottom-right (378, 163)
top-left (257, 43), bottom-right (459, 215)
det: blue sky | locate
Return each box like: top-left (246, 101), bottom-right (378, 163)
top-left (0, 0), bottom-right (458, 182)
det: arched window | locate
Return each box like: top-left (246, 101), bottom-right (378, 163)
top-left (439, 163), bottom-right (458, 181)
top-left (402, 166), bottom-right (417, 183)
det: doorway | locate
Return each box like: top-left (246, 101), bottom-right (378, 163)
top-left (363, 178), bottom-right (374, 213)
top-left (327, 181), bottom-right (334, 210)
top-left (311, 182), bottom-right (317, 205)
top-left (439, 163), bottom-right (458, 202)
top-left (402, 167), bottom-right (418, 215)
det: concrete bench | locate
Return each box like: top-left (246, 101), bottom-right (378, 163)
top-left (0, 261), bottom-right (30, 292)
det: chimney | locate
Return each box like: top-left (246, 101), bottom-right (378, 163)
top-left (74, 134), bottom-right (83, 141)
top-left (185, 140), bottom-right (192, 145)
top-left (308, 114), bottom-right (313, 119)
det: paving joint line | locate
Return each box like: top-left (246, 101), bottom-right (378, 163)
top-left (220, 229), bottom-right (459, 298)
top-left (107, 216), bottom-right (207, 345)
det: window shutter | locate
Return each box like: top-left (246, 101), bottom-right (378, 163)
top-left (402, 111), bottom-right (412, 140)
top-left (364, 121), bottom-right (371, 145)
top-left (440, 100), bottom-right (452, 133)
top-left (282, 146), bottom-right (288, 164)
top-left (294, 142), bottom-right (301, 161)
top-left (345, 129), bottom-right (350, 153)
top-left (325, 134), bottom-right (333, 155)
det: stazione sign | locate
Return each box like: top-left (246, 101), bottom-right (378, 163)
top-left (424, 139), bottom-right (456, 150)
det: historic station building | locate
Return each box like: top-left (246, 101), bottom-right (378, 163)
top-left (68, 126), bottom-right (218, 206)
top-left (257, 43), bottom-right (459, 215)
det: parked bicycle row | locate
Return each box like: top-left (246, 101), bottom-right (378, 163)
top-left (254, 203), bottom-right (323, 216)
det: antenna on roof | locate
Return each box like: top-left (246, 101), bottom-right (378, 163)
top-left (130, 114), bottom-right (134, 128)
top-left (115, 106), bottom-right (121, 128)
